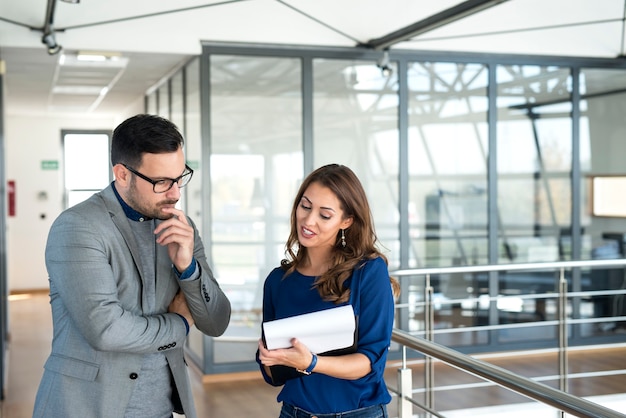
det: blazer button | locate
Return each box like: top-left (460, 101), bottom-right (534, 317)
top-left (129, 373), bottom-right (138, 380)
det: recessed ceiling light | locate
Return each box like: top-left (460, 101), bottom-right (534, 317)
top-left (61, 52), bottom-right (128, 68)
top-left (52, 86), bottom-right (105, 95)
top-left (77, 50), bottom-right (118, 60)
top-left (77, 54), bottom-right (106, 62)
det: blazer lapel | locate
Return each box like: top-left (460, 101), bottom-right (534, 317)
top-left (154, 231), bottom-right (176, 309)
top-left (100, 185), bottom-right (150, 309)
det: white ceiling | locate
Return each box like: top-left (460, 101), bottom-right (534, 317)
top-left (1, 0), bottom-right (625, 118)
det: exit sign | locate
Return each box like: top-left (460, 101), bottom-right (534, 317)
top-left (41, 160), bottom-right (59, 170)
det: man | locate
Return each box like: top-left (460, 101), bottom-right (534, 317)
top-left (33, 114), bottom-right (231, 417)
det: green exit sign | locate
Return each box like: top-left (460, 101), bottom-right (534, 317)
top-left (41, 160), bottom-right (59, 170)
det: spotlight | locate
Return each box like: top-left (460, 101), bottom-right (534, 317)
top-left (47, 44), bottom-right (62, 55)
top-left (377, 49), bottom-right (392, 78)
top-left (42, 31), bottom-right (62, 55)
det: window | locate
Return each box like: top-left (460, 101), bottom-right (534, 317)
top-left (63, 131), bottom-right (111, 207)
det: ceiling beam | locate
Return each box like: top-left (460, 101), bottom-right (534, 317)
top-left (361, 0), bottom-right (510, 51)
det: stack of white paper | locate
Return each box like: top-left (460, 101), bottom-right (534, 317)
top-left (263, 305), bottom-right (356, 354)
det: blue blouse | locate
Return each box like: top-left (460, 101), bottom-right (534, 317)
top-left (258, 256), bottom-right (394, 413)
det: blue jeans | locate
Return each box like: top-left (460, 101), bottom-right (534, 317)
top-left (279, 403), bottom-right (388, 418)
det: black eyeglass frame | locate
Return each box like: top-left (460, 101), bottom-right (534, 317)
top-left (122, 163), bottom-right (194, 193)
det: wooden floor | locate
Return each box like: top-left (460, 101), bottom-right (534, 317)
top-left (1, 292), bottom-right (625, 418)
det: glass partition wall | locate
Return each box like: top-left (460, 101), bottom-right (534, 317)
top-left (494, 66), bottom-right (573, 347)
top-left (145, 46), bottom-right (626, 374)
top-left (408, 62), bottom-right (489, 269)
top-left (208, 55), bottom-right (303, 372)
top-left (313, 58), bottom-right (400, 265)
top-left (578, 68), bottom-right (626, 338)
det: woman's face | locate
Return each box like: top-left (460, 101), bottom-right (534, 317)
top-left (295, 182), bottom-right (353, 251)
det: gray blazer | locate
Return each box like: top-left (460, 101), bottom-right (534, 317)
top-left (33, 184), bottom-right (231, 418)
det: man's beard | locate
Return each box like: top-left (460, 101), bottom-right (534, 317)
top-left (127, 179), bottom-right (178, 220)
top-left (153, 200), bottom-right (180, 220)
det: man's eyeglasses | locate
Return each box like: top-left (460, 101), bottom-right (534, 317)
top-left (122, 163), bottom-right (194, 193)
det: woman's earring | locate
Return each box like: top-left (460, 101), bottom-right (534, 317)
top-left (341, 229), bottom-right (346, 248)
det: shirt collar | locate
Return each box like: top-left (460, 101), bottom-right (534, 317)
top-left (111, 182), bottom-right (153, 222)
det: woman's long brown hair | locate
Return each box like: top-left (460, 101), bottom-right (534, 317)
top-left (281, 164), bottom-right (400, 303)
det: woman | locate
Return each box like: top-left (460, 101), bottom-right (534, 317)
top-left (257, 164), bottom-right (399, 418)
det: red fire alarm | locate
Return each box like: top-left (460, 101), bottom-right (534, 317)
top-left (7, 180), bottom-right (15, 216)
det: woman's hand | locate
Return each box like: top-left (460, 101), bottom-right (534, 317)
top-left (258, 337), bottom-right (372, 380)
top-left (258, 338), bottom-right (314, 371)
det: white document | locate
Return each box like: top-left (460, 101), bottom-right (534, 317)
top-left (263, 305), bottom-right (356, 354)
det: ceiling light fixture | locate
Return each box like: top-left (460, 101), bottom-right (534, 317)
top-left (41, 0), bottom-right (63, 55)
top-left (41, 30), bottom-right (62, 55)
top-left (377, 50), bottom-right (392, 78)
top-left (60, 0), bottom-right (80, 3)
top-left (77, 53), bottom-right (107, 62)
top-left (76, 50), bottom-right (123, 62)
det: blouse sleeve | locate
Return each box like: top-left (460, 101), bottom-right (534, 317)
top-left (257, 268), bottom-right (281, 385)
top-left (354, 257), bottom-right (395, 379)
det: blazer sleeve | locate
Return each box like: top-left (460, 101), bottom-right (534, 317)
top-left (177, 216), bottom-right (232, 337)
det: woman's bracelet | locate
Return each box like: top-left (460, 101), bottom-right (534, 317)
top-left (296, 353), bottom-right (318, 375)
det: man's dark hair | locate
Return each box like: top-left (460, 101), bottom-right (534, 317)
top-left (111, 114), bottom-right (185, 168)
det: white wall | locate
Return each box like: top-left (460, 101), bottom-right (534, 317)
top-left (6, 103), bottom-right (142, 292)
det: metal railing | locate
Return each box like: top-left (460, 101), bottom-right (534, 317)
top-left (389, 259), bottom-right (626, 418)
